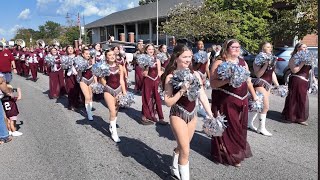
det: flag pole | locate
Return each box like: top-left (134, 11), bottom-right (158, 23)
top-left (78, 12), bottom-right (82, 45)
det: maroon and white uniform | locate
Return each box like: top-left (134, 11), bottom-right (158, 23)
top-left (36, 48), bottom-right (45, 73)
top-left (104, 65), bottom-right (121, 97)
top-left (27, 51), bottom-right (39, 81)
top-left (48, 55), bottom-right (66, 98)
top-left (1, 96), bottom-right (19, 118)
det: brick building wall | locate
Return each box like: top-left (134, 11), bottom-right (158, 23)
top-left (301, 34), bottom-right (318, 47)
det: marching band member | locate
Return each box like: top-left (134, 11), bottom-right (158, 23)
top-left (248, 42), bottom-right (280, 136)
top-left (161, 44), bottom-right (213, 180)
top-left (64, 45), bottom-right (80, 111)
top-left (13, 45), bottom-right (23, 76)
top-left (27, 47), bottom-right (39, 82)
top-left (282, 43), bottom-right (315, 125)
top-left (158, 44), bottom-right (171, 69)
top-left (20, 47), bottom-right (29, 77)
top-left (36, 44), bottom-right (45, 73)
top-left (92, 43), bottom-right (105, 63)
top-left (47, 47), bottom-right (66, 99)
top-left (112, 46), bottom-right (128, 89)
top-left (133, 43), bottom-right (144, 94)
top-left (100, 49), bottom-right (127, 142)
top-left (77, 48), bottom-right (96, 121)
top-left (210, 39), bottom-right (258, 167)
top-left (141, 44), bottom-right (167, 125)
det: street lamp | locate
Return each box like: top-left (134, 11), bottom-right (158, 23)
top-left (84, 29), bottom-right (94, 45)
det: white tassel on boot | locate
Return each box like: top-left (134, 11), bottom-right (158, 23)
top-left (109, 118), bottom-right (120, 143)
top-left (85, 104), bottom-right (93, 121)
top-left (170, 151), bottom-right (181, 179)
top-left (248, 112), bottom-right (258, 131)
top-left (178, 161), bottom-right (189, 180)
top-left (257, 113), bottom-right (272, 136)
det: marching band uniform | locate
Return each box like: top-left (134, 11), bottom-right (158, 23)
top-left (133, 51), bottom-right (144, 93)
top-left (104, 65), bottom-right (122, 97)
top-left (211, 58), bottom-right (252, 166)
top-left (36, 47), bottom-right (45, 73)
top-left (64, 55), bottom-right (80, 110)
top-left (48, 54), bottom-right (66, 98)
top-left (12, 47), bottom-right (22, 75)
top-left (282, 65), bottom-right (311, 124)
top-left (141, 56), bottom-right (164, 123)
top-left (27, 50), bottom-right (39, 81)
top-left (249, 61), bottom-right (276, 136)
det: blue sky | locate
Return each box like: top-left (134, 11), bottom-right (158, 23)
top-left (0, 0), bottom-right (140, 41)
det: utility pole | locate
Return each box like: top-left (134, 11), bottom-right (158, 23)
top-left (156, 0), bottom-right (159, 46)
top-left (83, 14), bottom-right (86, 45)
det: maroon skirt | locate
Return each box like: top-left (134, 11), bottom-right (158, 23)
top-left (211, 89), bottom-right (252, 166)
top-left (135, 65), bottom-right (144, 92)
top-left (141, 76), bottom-right (164, 121)
top-left (65, 73), bottom-right (80, 108)
top-left (282, 75), bottom-right (309, 123)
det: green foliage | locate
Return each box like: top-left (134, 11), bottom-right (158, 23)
top-left (163, 0), bottom-right (317, 52)
top-left (59, 26), bottom-right (80, 47)
top-left (269, 0), bottom-right (318, 44)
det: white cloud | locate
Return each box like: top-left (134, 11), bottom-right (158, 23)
top-left (82, 2), bottom-right (117, 16)
top-left (0, 28), bottom-right (6, 35)
top-left (18, 9), bottom-right (31, 20)
top-left (127, 1), bottom-right (135, 9)
top-left (37, 0), bottom-right (57, 8)
top-left (56, 0), bottom-right (82, 15)
top-left (9, 25), bottom-right (22, 35)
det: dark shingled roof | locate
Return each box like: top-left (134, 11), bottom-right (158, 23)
top-left (85, 0), bottom-right (202, 28)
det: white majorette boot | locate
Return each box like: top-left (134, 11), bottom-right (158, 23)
top-left (257, 113), bottom-right (272, 136)
top-left (170, 150), bottom-right (181, 179)
top-left (178, 161), bottom-right (190, 180)
top-left (248, 112), bottom-right (258, 131)
top-left (109, 118), bottom-right (120, 143)
top-left (85, 103), bottom-right (93, 121)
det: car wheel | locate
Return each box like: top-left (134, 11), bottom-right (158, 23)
top-left (284, 70), bottom-right (291, 85)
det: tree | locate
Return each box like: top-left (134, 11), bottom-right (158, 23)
top-left (139, 0), bottom-right (157, 5)
top-left (58, 26), bottom-right (80, 47)
top-left (269, 0), bottom-right (318, 46)
top-left (163, 0), bottom-right (273, 52)
top-left (38, 21), bottom-right (62, 40)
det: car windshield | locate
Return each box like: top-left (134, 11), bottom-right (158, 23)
top-left (274, 48), bottom-right (292, 56)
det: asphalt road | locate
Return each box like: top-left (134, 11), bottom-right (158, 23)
top-left (0, 71), bottom-right (318, 180)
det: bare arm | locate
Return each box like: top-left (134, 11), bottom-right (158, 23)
top-left (17, 88), bottom-right (22, 100)
top-left (253, 62), bottom-right (268, 78)
top-left (164, 74), bottom-right (187, 107)
top-left (289, 57), bottom-right (306, 73)
top-left (195, 72), bottom-right (213, 118)
top-left (209, 60), bottom-right (229, 88)
top-left (119, 65), bottom-right (127, 94)
top-left (156, 59), bottom-right (163, 77)
top-left (272, 71), bottom-right (280, 87)
top-left (205, 60), bottom-right (210, 78)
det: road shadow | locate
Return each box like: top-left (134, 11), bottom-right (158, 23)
top-left (118, 106), bottom-right (142, 124)
top-left (117, 136), bottom-right (173, 180)
top-left (267, 110), bottom-right (290, 123)
top-left (191, 131), bottom-right (212, 160)
top-left (75, 115), bottom-right (112, 140)
top-left (155, 122), bottom-right (212, 161)
top-left (155, 123), bottom-right (175, 141)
